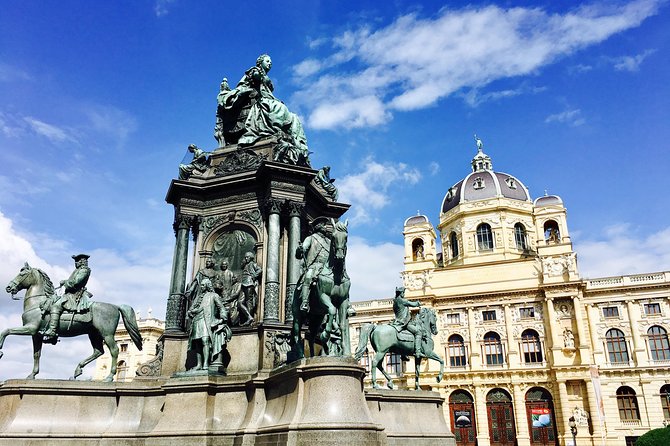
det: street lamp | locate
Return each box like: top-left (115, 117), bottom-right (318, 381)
top-left (569, 415), bottom-right (577, 445)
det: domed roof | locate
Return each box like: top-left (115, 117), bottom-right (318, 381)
top-left (441, 138), bottom-right (531, 214)
top-left (534, 194), bottom-right (563, 207)
top-left (404, 213), bottom-right (430, 226)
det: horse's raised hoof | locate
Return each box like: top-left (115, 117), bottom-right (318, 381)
top-left (72, 367), bottom-right (83, 379)
top-left (437, 374), bottom-right (443, 383)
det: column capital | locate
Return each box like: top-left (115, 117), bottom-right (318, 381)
top-left (285, 200), bottom-right (304, 218)
top-left (264, 197), bottom-right (284, 215)
top-left (173, 213), bottom-right (197, 234)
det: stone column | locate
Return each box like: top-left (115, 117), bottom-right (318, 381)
top-left (474, 385), bottom-right (490, 445)
top-left (557, 381), bottom-right (571, 445)
top-left (467, 307), bottom-right (481, 369)
top-left (263, 198), bottom-right (283, 323)
top-left (512, 384), bottom-right (530, 445)
top-left (626, 300), bottom-right (646, 366)
top-left (503, 304), bottom-right (518, 368)
top-left (586, 304), bottom-right (602, 357)
top-left (165, 213), bottom-right (192, 333)
top-left (571, 295), bottom-right (590, 363)
top-left (545, 298), bottom-right (560, 352)
top-left (284, 201), bottom-right (303, 323)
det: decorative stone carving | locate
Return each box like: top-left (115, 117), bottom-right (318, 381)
top-left (264, 198), bottom-right (283, 215)
top-left (401, 270), bottom-right (432, 291)
top-left (264, 282), bottom-right (280, 320)
top-left (136, 340), bottom-right (164, 377)
top-left (214, 149), bottom-right (268, 176)
top-left (238, 209), bottom-right (263, 230)
top-left (265, 330), bottom-right (292, 368)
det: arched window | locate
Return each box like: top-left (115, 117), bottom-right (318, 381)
top-left (648, 326), bottom-right (670, 361)
top-left (448, 334), bottom-right (467, 367)
top-left (514, 223), bottom-right (528, 251)
top-left (476, 223), bottom-right (494, 251)
top-left (606, 329), bottom-right (629, 364)
top-left (450, 232), bottom-right (459, 259)
top-left (484, 332), bottom-right (504, 365)
top-left (616, 386), bottom-right (640, 421)
top-left (543, 220), bottom-right (560, 243)
top-left (661, 384), bottom-right (670, 421)
top-left (521, 329), bottom-right (543, 363)
top-left (116, 360), bottom-right (128, 381)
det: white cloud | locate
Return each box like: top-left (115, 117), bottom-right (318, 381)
top-left (0, 210), bottom-right (171, 381)
top-left (23, 116), bottom-right (78, 143)
top-left (611, 48), bottom-right (656, 72)
top-left (309, 95), bottom-right (391, 129)
top-left (346, 236), bottom-right (404, 301)
top-left (338, 159), bottom-right (421, 224)
top-left (84, 105), bottom-right (138, 147)
top-left (292, 1), bottom-right (661, 129)
top-left (462, 84), bottom-right (546, 107)
top-left (0, 63), bottom-right (32, 82)
top-left (545, 108), bottom-right (585, 126)
top-left (575, 224), bottom-right (670, 278)
top-left (154, 0), bottom-right (176, 17)
top-left (429, 161), bottom-right (440, 176)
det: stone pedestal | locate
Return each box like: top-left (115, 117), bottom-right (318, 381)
top-left (365, 389), bottom-right (456, 446)
top-left (257, 356), bottom-right (386, 445)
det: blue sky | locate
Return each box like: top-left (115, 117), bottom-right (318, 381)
top-left (1, 0), bottom-right (669, 379)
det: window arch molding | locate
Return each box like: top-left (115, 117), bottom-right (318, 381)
top-left (616, 386), bottom-right (640, 421)
top-left (606, 328), bottom-right (630, 364)
top-left (648, 325), bottom-right (670, 361)
top-left (476, 223), bottom-right (494, 251)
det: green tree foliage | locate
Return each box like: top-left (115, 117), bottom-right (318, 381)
top-left (635, 427), bottom-right (670, 446)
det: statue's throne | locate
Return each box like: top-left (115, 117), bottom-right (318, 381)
top-left (216, 86), bottom-right (258, 146)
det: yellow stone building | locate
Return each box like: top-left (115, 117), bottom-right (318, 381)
top-left (93, 311), bottom-right (165, 382)
top-left (349, 142), bottom-right (670, 446)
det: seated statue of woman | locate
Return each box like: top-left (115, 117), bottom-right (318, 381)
top-left (217, 54), bottom-right (309, 161)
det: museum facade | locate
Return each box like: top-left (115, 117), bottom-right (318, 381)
top-left (349, 143), bottom-right (670, 446)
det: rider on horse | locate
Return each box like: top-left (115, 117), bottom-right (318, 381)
top-left (43, 254), bottom-right (93, 343)
top-left (390, 286), bottom-right (423, 359)
top-left (295, 216), bottom-right (333, 312)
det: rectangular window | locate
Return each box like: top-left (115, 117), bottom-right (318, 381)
top-left (446, 313), bottom-right (461, 325)
top-left (120, 343), bottom-right (128, 353)
top-left (482, 310), bottom-right (496, 321)
top-left (519, 307), bottom-right (535, 319)
top-left (644, 303), bottom-right (662, 315)
top-left (359, 352), bottom-right (370, 373)
top-left (603, 306), bottom-right (619, 318)
top-left (447, 342), bottom-right (466, 367)
top-left (385, 353), bottom-right (402, 376)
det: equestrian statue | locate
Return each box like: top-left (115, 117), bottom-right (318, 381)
top-left (2, 256), bottom-right (142, 381)
top-left (290, 217), bottom-right (351, 359)
top-left (354, 287), bottom-right (444, 390)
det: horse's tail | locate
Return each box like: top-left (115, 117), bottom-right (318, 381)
top-left (119, 305), bottom-right (143, 351)
top-left (353, 323), bottom-right (375, 360)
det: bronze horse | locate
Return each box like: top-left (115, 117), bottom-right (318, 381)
top-left (354, 307), bottom-right (444, 390)
top-left (2, 263), bottom-right (142, 381)
top-left (290, 220), bottom-right (351, 359)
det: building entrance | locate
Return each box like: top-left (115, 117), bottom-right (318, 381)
top-left (487, 388), bottom-right (517, 446)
